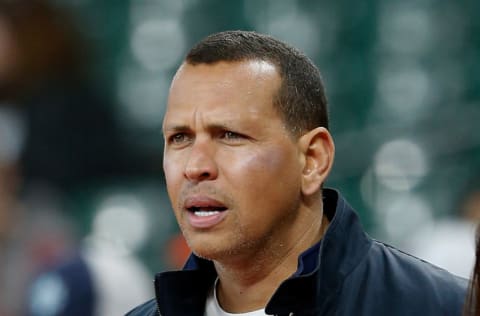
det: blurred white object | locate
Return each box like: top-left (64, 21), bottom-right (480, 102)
top-left (407, 219), bottom-right (476, 278)
top-left (84, 193), bottom-right (153, 315)
top-left (82, 242), bottom-right (153, 316)
top-left (374, 138), bottom-right (428, 191)
top-left (91, 194), bottom-right (151, 255)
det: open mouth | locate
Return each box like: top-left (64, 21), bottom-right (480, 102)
top-left (185, 203), bottom-right (228, 228)
top-left (187, 206), bottom-right (228, 216)
top-left (184, 196), bottom-right (229, 228)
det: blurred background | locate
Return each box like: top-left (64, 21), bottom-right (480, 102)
top-left (0, 0), bottom-right (479, 315)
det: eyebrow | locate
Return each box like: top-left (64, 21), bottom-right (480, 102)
top-left (163, 124), bottom-right (191, 133)
top-left (163, 122), bottom-right (236, 134)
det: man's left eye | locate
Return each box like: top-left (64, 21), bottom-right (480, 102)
top-left (224, 131), bottom-right (240, 139)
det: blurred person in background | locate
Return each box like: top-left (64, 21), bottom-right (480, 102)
top-left (1, 0), bottom-right (152, 315)
top-left (0, 104), bottom-right (74, 316)
top-left (127, 30), bottom-right (467, 316)
top-left (26, 193), bottom-right (153, 316)
top-left (0, 1), bottom-right (78, 312)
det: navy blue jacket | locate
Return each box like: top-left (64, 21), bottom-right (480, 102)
top-left (126, 189), bottom-right (468, 316)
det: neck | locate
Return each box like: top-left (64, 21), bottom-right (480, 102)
top-left (213, 205), bottom-right (329, 313)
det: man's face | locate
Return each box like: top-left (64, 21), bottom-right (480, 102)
top-left (163, 60), bottom-right (305, 262)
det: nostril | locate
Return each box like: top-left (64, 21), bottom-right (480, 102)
top-left (199, 172), bottom-right (210, 179)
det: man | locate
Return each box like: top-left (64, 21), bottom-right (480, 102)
top-left (127, 31), bottom-right (467, 316)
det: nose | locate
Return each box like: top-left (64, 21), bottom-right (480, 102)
top-left (184, 139), bottom-right (218, 182)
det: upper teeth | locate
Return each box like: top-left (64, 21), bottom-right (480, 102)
top-left (195, 210), bottom-right (220, 217)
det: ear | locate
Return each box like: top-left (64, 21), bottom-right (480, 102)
top-left (298, 127), bottom-right (335, 196)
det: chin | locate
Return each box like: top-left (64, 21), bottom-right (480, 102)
top-left (188, 240), bottom-right (233, 262)
top-left (189, 243), bottom-right (223, 260)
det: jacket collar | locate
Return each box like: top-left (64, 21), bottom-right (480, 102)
top-left (155, 256), bottom-right (216, 316)
top-left (265, 188), bottom-right (372, 315)
top-left (154, 188), bottom-right (372, 316)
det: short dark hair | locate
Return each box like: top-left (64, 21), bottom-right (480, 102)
top-left (185, 30), bottom-right (329, 136)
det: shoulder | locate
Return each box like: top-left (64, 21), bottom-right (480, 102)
top-left (369, 240), bottom-right (468, 286)
top-left (336, 240), bottom-right (467, 315)
top-left (374, 240), bottom-right (466, 276)
top-left (357, 240), bottom-right (467, 311)
top-left (125, 299), bottom-right (158, 316)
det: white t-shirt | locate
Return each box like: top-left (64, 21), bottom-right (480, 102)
top-left (204, 279), bottom-right (267, 316)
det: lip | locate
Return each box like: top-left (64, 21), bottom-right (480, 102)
top-left (183, 196), bottom-right (228, 229)
top-left (184, 196), bottom-right (227, 209)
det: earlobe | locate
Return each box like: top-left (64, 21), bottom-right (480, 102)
top-left (299, 127), bottom-right (335, 196)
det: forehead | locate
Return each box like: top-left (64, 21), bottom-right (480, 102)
top-left (173, 59), bottom-right (279, 85)
top-left (164, 60), bottom-right (282, 123)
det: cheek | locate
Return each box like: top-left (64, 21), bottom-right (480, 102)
top-left (226, 147), bottom-right (302, 232)
top-left (228, 146), bottom-right (300, 193)
top-left (163, 157), bottom-right (182, 200)
top-left (163, 158), bottom-right (174, 182)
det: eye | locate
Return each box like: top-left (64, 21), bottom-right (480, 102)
top-left (219, 130), bottom-right (250, 144)
top-left (168, 133), bottom-right (189, 144)
top-left (223, 131), bottom-right (242, 140)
